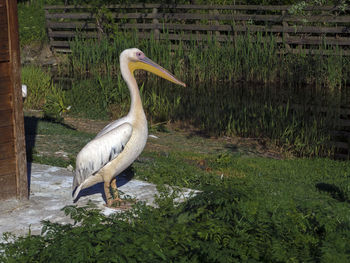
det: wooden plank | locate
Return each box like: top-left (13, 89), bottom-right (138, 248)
top-left (334, 153), bottom-right (349, 160)
top-left (332, 130), bottom-right (350, 138)
top-left (51, 40), bottom-right (71, 47)
top-left (0, 92), bottom-right (12, 110)
top-left (0, 173), bottom-right (17, 200)
top-left (44, 4), bottom-right (290, 11)
top-left (48, 31), bottom-right (97, 38)
top-left (6, 0), bottom-right (28, 200)
top-left (46, 12), bottom-right (94, 20)
top-left (0, 76), bottom-right (11, 94)
top-left (0, 157), bottom-right (16, 177)
top-left (121, 23), bottom-right (350, 35)
top-left (0, 62), bottom-right (9, 78)
top-left (285, 36), bottom-right (350, 46)
top-left (332, 141), bottom-right (349, 150)
top-left (0, 109), bottom-right (13, 127)
top-left (0, 0), bottom-right (8, 62)
top-left (46, 12), bottom-right (350, 24)
top-left (44, 4), bottom-right (349, 12)
top-left (283, 48), bottom-right (350, 56)
top-left (47, 21), bottom-right (97, 30)
top-left (0, 141), bottom-right (15, 160)
top-left (339, 119), bottom-right (350, 127)
top-left (49, 30), bottom-right (307, 45)
top-left (0, 3), bottom-right (7, 26)
top-left (0, 125), bottom-right (14, 144)
top-left (47, 21), bottom-right (350, 36)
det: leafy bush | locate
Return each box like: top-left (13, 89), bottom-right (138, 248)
top-left (1, 156), bottom-right (349, 262)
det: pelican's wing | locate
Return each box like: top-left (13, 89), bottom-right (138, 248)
top-left (74, 122), bottom-right (133, 188)
top-left (96, 116), bottom-right (129, 138)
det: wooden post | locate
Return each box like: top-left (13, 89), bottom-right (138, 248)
top-left (282, 10), bottom-right (291, 51)
top-left (0, 0), bottom-right (28, 200)
top-left (152, 7), bottom-right (160, 40)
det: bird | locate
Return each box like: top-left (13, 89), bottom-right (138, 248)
top-left (72, 48), bottom-right (186, 207)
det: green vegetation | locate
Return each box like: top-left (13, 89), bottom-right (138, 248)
top-left (8, 118), bottom-right (349, 262)
top-left (12, 1), bottom-right (350, 262)
top-left (18, 0), bottom-right (47, 46)
top-left (24, 115), bottom-right (94, 167)
top-left (22, 65), bottom-right (70, 120)
top-left (2, 148), bottom-right (350, 262)
top-left (18, 0), bottom-right (350, 157)
top-left (48, 34), bottom-right (347, 157)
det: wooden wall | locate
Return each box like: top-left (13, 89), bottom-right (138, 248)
top-left (0, 0), bottom-right (28, 200)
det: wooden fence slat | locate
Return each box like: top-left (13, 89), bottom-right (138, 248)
top-left (47, 21), bottom-right (96, 30)
top-left (46, 12), bottom-right (350, 24)
top-left (332, 141), bottom-right (349, 150)
top-left (44, 4), bottom-right (349, 12)
top-left (340, 119), bottom-right (350, 127)
top-left (48, 31), bottom-right (98, 38)
top-left (47, 21), bottom-right (350, 36)
top-left (49, 29), bottom-right (350, 46)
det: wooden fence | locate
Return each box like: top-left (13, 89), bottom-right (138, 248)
top-left (44, 4), bottom-right (350, 54)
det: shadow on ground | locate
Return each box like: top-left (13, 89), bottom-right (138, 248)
top-left (73, 167), bottom-right (135, 203)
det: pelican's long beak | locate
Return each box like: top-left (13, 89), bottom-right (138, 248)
top-left (129, 57), bottom-right (186, 87)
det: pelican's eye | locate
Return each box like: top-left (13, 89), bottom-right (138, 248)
top-left (136, 51), bottom-right (144, 59)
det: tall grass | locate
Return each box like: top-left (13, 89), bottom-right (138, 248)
top-left (21, 65), bottom-right (52, 109)
top-left (54, 32), bottom-right (349, 157)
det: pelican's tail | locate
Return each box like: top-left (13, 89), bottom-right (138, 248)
top-left (72, 184), bottom-right (83, 200)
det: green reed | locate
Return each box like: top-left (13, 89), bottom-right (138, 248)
top-left (56, 31), bottom-right (349, 156)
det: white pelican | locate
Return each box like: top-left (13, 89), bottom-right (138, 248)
top-left (72, 48), bottom-right (186, 207)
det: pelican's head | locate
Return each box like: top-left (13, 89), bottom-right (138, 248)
top-left (120, 48), bottom-right (186, 87)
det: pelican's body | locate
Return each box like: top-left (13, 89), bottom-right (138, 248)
top-left (72, 48), bottom-right (185, 207)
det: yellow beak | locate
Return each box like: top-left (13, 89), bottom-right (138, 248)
top-left (128, 57), bottom-right (186, 87)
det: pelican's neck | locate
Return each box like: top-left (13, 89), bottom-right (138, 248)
top-left (120, 61), bottom-right (145, 123)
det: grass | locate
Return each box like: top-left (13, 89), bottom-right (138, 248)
top-left (24, 115), bottom-right (95, 167)
top-left (18, 0), bottom-right (47, 46)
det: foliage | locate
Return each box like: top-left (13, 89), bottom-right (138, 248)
top-left (55, 34), bottom-right (349, 157)
top-left (1, 156), bottom-right (350, 262)
top-left (22, 65), bottom-right (70, 120)
top-left (18, 0), bottom-right (47, 46)
top-left (43, 85), bottom-right (70, 121)
top-left (21, 65), bottom-right (52, 109)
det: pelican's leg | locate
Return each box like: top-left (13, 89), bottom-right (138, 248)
top-left (104, 178), bottom-right (124, 208)
top-left (110, 177), bottom-right (121, 200)
top-left (104, 181), bottom-right (113, 207)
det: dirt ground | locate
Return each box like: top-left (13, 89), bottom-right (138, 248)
top-left (63, 116), bottom-right (285, 159)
